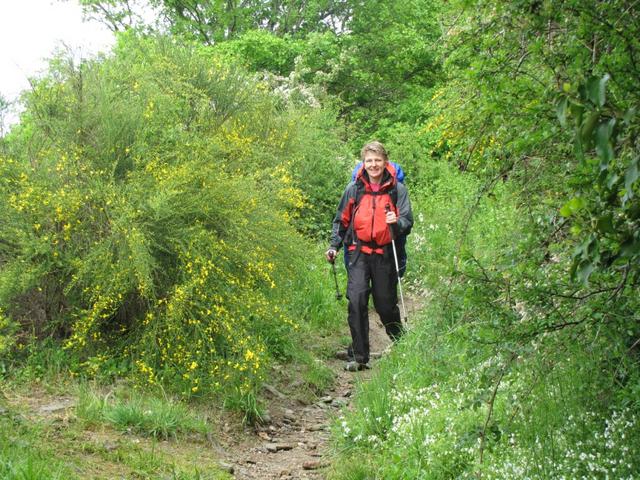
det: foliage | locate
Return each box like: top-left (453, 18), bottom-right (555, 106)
top-left (78, 0), bottom-right (154, 32)
top-left (330, 0), bottom-right (640, 477)
top-left (0, 32), bottom-right (345, 410)
top-left (82, 0), bottom-right (354, 41)
top-left (3, 0), bottom-right (639, 475)
top-left (212, 29), bottom-right (303, 75)
top-left (83, 0), bottom-right (445, 148)
top-left (556, 74), bottom-right (639, 284)
top-left (330, 157), bottom-right (640, 478)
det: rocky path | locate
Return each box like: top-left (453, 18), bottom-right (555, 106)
top-left (218, 297), bottom-right (422, 479)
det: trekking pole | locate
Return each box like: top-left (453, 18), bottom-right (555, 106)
top-left (386, 204), bottom-right (407, 323)
top-left (331, 260), bottom-right (343, 300)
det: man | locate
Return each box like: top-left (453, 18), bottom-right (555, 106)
top-left (344, 160), bottom-right (408, 277)
top-left (326, 141), bottom-right (413, 371)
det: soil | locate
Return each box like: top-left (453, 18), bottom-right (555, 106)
top-left (217, 296), bottom-right (423, 479)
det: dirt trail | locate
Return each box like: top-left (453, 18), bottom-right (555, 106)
top-left (219, 296), bottom-right (422, 479)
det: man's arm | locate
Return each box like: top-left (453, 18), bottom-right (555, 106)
top-left (395, 183), bottom-right (413, 236)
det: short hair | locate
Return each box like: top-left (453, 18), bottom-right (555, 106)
top-left (360, 141), bottom-right (388, 161)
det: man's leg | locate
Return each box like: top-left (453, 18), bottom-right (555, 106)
top-left (346, 253), bottom-right (371, 364)
top-left (370, 254), bottom-right (403, 340)
top-left (336, 248), bottom-right (368, 362)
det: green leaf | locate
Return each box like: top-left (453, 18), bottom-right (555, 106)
top-left (576, 260), bottom-right (595, 285)
top-left (628, 203), bottom-right (640, 220)
top-left (560, 197), bottom-right (586, 217)
top-left (569, 101), bottom-right (585, 125)
top-left (580, 111), bottom-right (600, 147)
top-left (595, 119), bottom-right (615, 169)
top-left (625, 157), bottom-right (639, 192)
top-left (556, 96), bottom-right (568, 127)
top-left (586, 74), bottom-right (609, 107)
top-left (569, 257), bottom-right (579, 279)
top-left (620, 238), bottom-right (640, 258)
top-left (623, 106), bottom-right (636, 124)
top-left (574, 136), bottom-right (586, 164)
top-left (623, 158), bottom-right (639, 205)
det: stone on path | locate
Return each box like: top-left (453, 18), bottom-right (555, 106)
top-left (259, 410), bottom-right (272, 424)
top-left (263, 383), bottom-right (287, 399)
top-left (308, 424), bottom-right (327, 431)
top-left (303, 460), bottom-right (328, 470)
top-left (265, 442), bottom-right (294, 452)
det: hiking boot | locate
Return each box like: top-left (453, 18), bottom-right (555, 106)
top-left (343, 361), bottom-right (370, 372)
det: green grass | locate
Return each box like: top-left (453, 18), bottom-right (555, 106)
top-left (0, 381), bottom-right (232, 480)
top-left (76, 385), bottom-right (209, 439)
top-left (0, 417), bottom-right (71, 480)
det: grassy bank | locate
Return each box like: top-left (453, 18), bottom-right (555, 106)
top-left (328, 161), bottom-right (640, 479)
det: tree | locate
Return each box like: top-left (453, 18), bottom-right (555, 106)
top-left (77, 0), bottom-right (152, 31)
top-left (81, 0), bottom-right (354, 41)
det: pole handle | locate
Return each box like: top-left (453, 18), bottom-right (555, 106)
top-left (385, 203), bottom-right (397, 240)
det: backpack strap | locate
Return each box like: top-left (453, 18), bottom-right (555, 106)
top-left (344, 181), bottom-right (365, 248)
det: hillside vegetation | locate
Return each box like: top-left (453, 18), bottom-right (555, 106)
top-left (1, 0), bottom-right (639, 478)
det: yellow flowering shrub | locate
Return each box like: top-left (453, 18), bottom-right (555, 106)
top-left (0, 33), bottom-right (345, 410)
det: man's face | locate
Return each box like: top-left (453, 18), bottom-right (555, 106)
top-left (363, 151), bottom-right (387, 183)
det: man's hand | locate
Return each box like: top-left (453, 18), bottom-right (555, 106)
top-left (325, 248), bottom-right (337, 263)
top-left (385, 210), bottom-right (397, 224)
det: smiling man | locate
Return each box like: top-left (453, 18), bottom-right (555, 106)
top-left (325, 141), bottom-right (414, 371)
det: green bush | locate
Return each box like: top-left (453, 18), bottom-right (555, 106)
top-left (0, 32), bottom-right (345, 407)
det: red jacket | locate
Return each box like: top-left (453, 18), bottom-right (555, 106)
top-left (330, 164), bottom-right (413, 255)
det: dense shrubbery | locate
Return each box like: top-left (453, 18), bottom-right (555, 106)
top-left (0, 33), bottom-right (346, 410)
top-left (329, 0), bottom-right (639, 478)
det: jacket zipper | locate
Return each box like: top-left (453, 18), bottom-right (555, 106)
top-left (370, 196), bottom-right (376, 242)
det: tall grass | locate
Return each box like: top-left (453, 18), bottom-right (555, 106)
top-left (76, 385), bottom-right (208, 439)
